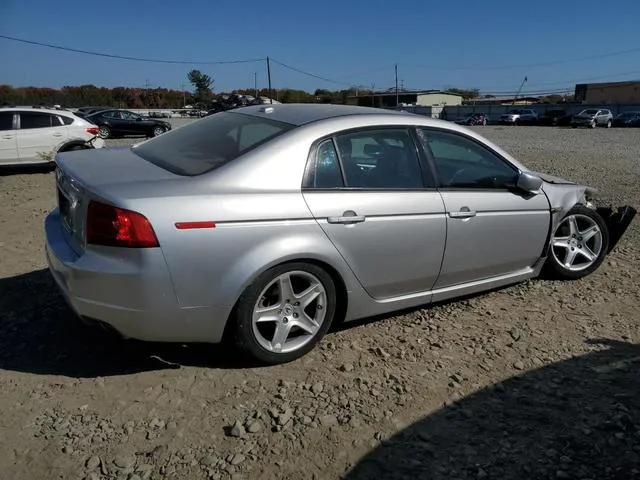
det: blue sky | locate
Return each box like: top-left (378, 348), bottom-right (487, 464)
top-left (2, 0), bottom-right (640, 95)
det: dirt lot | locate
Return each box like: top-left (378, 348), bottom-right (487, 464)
top-left (1, 124), bottom-right (639, 480)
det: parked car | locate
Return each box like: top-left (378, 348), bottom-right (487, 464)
top-left (612, 111), bottom-right (640, 127)
top-left (85, 109), bottom-right (171, 139)
top-left (570, 109), bottom-right (613, 128)
top-left (0, 107), bottom-right (104, 166)
top-left (538, 109), bottom-right (573, 127)
top-left (455, 112), bottom-right (488, 126)
top-left (499, 109), bottom-right (538, 125)
top-left (45, 104), bottom-right (635, 364)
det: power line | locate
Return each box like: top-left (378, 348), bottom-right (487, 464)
top-left (0, 34), bottom-right (265, 65)
top-left (403, 46), bottom-right (640, 71)
top-left (269, 58), bottom-right (354, 86)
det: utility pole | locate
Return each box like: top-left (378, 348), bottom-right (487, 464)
top-left (254, 71), bottom-right (258, 99)
top-left (266, 57), bottom-right (273, 104)
top-left (144, 78), bottom-right (150, 108)
top-left (181, 82), bottom-right (186, 107)
top-left (395, 63), bottom-right (399, 107)
top-left (513, 76), bottom-right (528, 105)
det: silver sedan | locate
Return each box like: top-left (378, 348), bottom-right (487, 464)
top-left (45, 104), bottom-right (636, 364)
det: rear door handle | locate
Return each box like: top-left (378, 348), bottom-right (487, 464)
top-left (53, 133), bottom-right (63, 137)
top-left (2, 135), bottom-right (13, 139)
top-left (327, 210), bottom-right (366, 224)
top-left (449, 207), bottom-right (476, 219)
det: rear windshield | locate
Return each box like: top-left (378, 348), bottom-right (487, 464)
top-left (132, 111), bottom-right (296, 176)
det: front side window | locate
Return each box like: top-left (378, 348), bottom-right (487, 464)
top-left (0, 112), bottom-right (14, 131)
top-left (419, 129), bottom-right (518, 189)
top-left (133, 111), bottom-right (295, 176)
top-left (333, 128), bottom-right (424, 189)
top-left (19, 112), bottom-right (54, 129)
top-left (121, 111), bottom-right (140, 121)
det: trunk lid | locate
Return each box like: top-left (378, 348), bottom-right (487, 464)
top-left (54, 147), bottom-right (181, 254)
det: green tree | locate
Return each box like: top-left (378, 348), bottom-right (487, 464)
top-left (187, 70), bottom-right (213, 104)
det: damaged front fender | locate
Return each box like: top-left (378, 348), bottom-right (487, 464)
top-left (542, 180), bottom-right (636, 254)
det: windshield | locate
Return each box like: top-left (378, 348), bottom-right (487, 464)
top-left (132, 111), bottom-right (296, 176)
top-left (580, 109), bottom-right (599, 115)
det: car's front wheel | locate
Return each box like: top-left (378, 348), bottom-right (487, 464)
top-left (231, 262), bottom-right (337, 364)
top-left (545, 205), bottom-right (609, 280)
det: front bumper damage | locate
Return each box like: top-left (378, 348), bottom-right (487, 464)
top-left (596, 205), bottom-right (637, 253)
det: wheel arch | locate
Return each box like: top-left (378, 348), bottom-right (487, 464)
top-left (220, 255), bottom-right (350, 344)
top-left (57, 140), bottom-right (91, 153)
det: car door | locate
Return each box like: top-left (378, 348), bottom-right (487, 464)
top-left (302, 127), bottom-right (447, 300)
top-left (0, 111), bottom-right (18, 164)
top-left (417, 127), bottom-right (551, 289)
top-left (119, 111), bottom-right (142, 134)
top-left (16, 111), bottom-right (67, 162)
top-left (107, 111), bottom-right (131, 134)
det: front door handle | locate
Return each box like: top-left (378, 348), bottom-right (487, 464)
top-left (327, 210), bottom-right (366, 224)
top-left (449, 207), bottom-right (476, 219)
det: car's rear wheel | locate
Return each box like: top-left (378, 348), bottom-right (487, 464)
top-left (231, 262), bottom-right (337, 364)
top-left (545, 205), bottom-right (609, 280)
top-left (152, 126), bottom-right (165, 137)
top-left (98, 126), bottom-right (111, 139)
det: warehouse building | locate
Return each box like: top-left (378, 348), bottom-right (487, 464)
top-left (346, 90), bottom-right (462, 108)
top-left (575, 80), bottom-right (640, 104)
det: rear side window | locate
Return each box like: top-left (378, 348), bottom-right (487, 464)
top-left (0, 112), bottom-right (14, 131)
top-left (58, 115), bottom-right (74, 125)
top-left (132, 112), bottom-right (295, 176)
top-left (19, 112), bottom-right (54, 129)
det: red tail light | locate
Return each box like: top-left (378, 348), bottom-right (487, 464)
top-left (87, 201), bottom-right (159, 248)
top-left (85, 126), bottom-right (100, 136)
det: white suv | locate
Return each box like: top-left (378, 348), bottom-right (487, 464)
top-left (0, 108), bottom-right (105, 166)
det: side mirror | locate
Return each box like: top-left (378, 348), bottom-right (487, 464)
top-left (516, 172), bottom-right (543, 193)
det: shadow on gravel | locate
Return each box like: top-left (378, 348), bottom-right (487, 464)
top-left (0, 269), bottom-right (248, 377)
top-left (0, 164), bottom-right (55, 176)
top-left (345, 338), bottom-right (640, 480)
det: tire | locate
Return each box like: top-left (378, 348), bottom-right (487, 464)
top-left (151, 126), bottom-right (165, 137)
top-left (606, 119), bottom-right (612, 128)
top-left (544, 205), bottom-right (609, 280)
top-left (98, 125), bottom-right (111, 139)
top-left (590, 120), bottom-right (597, 129)
top-left (231, 262), bottom-right (337, 365)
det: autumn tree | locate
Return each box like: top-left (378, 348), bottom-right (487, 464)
top-left (187, 70), bottom-right (214, 104)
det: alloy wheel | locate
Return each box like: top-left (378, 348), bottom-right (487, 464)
top-left (551, 214), bottom-right (603, 272)
top-left (252, 271), bottom-right (327, 354)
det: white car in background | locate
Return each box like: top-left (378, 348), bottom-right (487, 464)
top-left (0, 107), bottom-right (105, 166)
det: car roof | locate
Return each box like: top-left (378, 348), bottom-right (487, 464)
top-left (0, 107), bottom-right (76, 116)
top-left (232, 103), bottom-right (407, 126)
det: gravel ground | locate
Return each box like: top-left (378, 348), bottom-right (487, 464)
top-left (0, 124), bottom-right (639, 480)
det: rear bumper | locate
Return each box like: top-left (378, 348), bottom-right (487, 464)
top-left (44, 209), bottom-right (231, 343)
top-left (596, 205), bottom-right (637, 253)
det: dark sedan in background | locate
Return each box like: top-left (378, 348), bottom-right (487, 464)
top-left (538, 109), bottom-right (573, 127)
top-left (612, 111), bottom-right (640, 127)
top-left (85, 109), bottom-right (171, 139)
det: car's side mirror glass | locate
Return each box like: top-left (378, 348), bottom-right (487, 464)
top-left (516, 172), bottom-right (543, 193)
